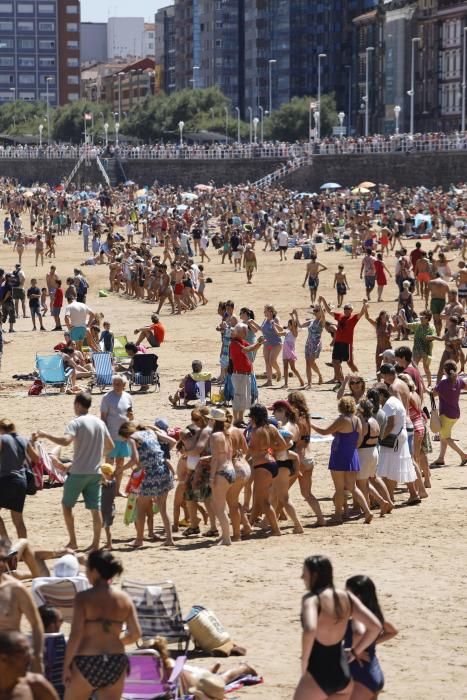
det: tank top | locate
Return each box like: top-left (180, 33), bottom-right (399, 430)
top-left (261, 319), bottom-right (282, 346)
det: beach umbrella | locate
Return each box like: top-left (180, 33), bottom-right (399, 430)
top-left (320, 182), bottom-right (342, 190)
top-left (176, 204), bottom-right (188, 212)
top-left (23, 191), bottom-right (34, 198)
top-left (124, 180), bottom-right (135, 186)
top-left (194, 184), bottom-right (214, 192)
top-left (351, 187), bottom-right (370, 195)
top-left (358, 181), bottom-right (376, 189)
top-left (136, 188), bottom-right (147, 197)
top-left (181, 192), bottom-right (198, 201)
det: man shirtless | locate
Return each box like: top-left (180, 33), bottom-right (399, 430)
top-left (0, 539), bottom-right (44, 673)
top-left (156, 264), bottom-right (175, 313)
top-left (0, 630), bottom-right (58, 699)
top-left (45, 266), bottom-right (58, 306)
top-left (243, 244), bottom-right (257, 284)
top-left (441, 289), bottom-right (464, 325)
top-left (428, 275), bottom-right (450, 335)
top-left (414, 252), bottom-right (431, 306)
top-left (455, 261), bottom-right (467, 310)
top-left (302, 256), bottom-right (328, 303)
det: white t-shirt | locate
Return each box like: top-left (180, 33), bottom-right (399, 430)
top-left (64, 301), bottom-right (91, 328)
top-left (382, 396), bottom-right (405, 433)
top-left (100, 390), bottom-right (133, 440)
top-left (278, 231), bottom-right (289, 247)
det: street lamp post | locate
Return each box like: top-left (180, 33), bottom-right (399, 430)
top-left (365, 46), bottom-right (374, 137)
top-left (247, 106), bottom-right (252, 143)
top-left (38, 123), bottom-right (43, 148)
top-left (192, 65), bottom-right (199, 89)
top-left (317, 53), bottom-right (326, 140)
top-left (268, 59), bottom-right (276, 114)
top-left (9, 87), bottom-right (15, 127)
top-left (338, 111), bottom-right (345, 137)
top-left (253, 117), bottom-right (259, 143)
top-left (115, 121), bottom-right (120, 148)
top-left (178, 120), bottom-right (184, 146)
top-left (259, 106), bottom-right (264, 143)
top-left (462, 27), bottom-right (467, 132)
top-left (345, 64), bottom-right (352, 136)
top-left (224, 106), bottom-right (229, 144)
top-left (235, 106), bottom-right (241, 143)
top-left (409, 37), bottom-right (421, 136)
top-left (104, 122), bottom-right (109, 147)
top-left (394, 105), bottom-right (401, 135)
top-left (45, 76), bottom-right (52, 143)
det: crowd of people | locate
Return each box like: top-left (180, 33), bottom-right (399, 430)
top-left (0, 172), bottom-right (466, 698)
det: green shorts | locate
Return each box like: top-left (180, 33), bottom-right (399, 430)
top-left (430, 298), bottom-right (446, 316)
top-left (62, 474), bottom-right (101, 510)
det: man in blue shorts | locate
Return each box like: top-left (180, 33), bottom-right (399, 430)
top-left (64, 293), bottom-right (94, 350)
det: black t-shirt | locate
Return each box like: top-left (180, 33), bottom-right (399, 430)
top-left (27, 286), bottom-right (41, 308)
top-left (192, 227), bottom-right (202, 240)
top-left (0, 282), bottom-right (12, 302)
top-left (230, 235), bottom-right (240, 252)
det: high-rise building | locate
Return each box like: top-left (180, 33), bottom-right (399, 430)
top-left (0, 0), bottom-right (81, 106)
top-left (107, 17), bottom-right (145, 60)
top-left (155, 5), bottom-right (175, 94)
top-left (174, 0), bottom-right (193, 90)
top-left (80, 22), bottom-right (107, 64)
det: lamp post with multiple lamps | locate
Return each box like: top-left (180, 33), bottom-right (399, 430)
top-left (268, 58), bottom-right (276, 114)
top-left (409, 37), bottom-right (421, 135)
top-left (317, 53), bottom-right (326, 140)
top-left (364, 46), bottom-right (374, 137)
top-left (235, 106), bottom-right (241, 143)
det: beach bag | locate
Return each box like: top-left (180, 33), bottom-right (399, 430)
top-left (429, 394), bottom-right (441, 433)
top-left (185, 605), bottom-right (232, 654)
top-left (379, 427), bottom-right (403, 451)
top-left (25, 467), bottom-right (38, 496)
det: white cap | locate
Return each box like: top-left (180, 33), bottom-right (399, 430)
top-left (53, 554), bottom-right (80, 578)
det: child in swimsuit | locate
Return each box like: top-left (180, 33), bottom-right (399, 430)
top-left (334, 265), bottom-right (349, 308)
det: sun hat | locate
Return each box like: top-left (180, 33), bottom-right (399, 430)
top-left (208, 408), bottom-right (227, 422)
top-left (101, 463), bottom-right (115, 476)
top-left (53, 554), bottom-right (80, 578)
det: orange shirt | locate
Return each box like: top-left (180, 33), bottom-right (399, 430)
top-left (151, 322), bottom-right (165, 345)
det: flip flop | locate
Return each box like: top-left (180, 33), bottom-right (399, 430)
top-left (203, 529), bottom-right (219, 537)
top-left (182, 527), bottom-right (200, 536)
top-left (406, 498), bottom-right (422, 506)
top-left (460, 459), bottom-right (467, 466)
top-left (430, 461), bottom-right (445, 468)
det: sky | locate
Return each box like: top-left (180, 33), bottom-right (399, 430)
top-left (81, 0), bottom-right (169, 22)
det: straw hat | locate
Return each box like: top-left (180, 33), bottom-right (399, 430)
top-left (208, 407), bottom-right (227, 422)
top-left (100, 463), bottom-right (115, 476)
top-left (189, 674), bottom-right (225, 700)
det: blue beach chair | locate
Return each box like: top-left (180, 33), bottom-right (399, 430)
top-left (35, 354), bottom-right (72, 393)
top-left (90, 352), bottom-right (114, 393)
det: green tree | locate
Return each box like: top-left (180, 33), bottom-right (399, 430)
top-left (265, 94), bottom-right (338, 141)
top-left (52, 101), bottom-right (113, 143)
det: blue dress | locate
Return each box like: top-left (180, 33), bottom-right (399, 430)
top-left (328, 420), bottom-right (360, 472)
top-left (134, 430), bottom-right (174, 497)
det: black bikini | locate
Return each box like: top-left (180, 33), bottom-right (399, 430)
top-left (304, 593), bottom-right (352, 695)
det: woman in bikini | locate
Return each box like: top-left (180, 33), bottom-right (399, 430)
top-left (64, 550), bottom-right (141, 700)
top-left (294, 555), bottom-right (382, 700)
top-left (247, 403), bottom-right (287, 536)
top-left (362, 308), bottom-right (394, 372)
top-left (208, 408), bottom-right (236, 546)
top-left (224, 409), bottom-right (252, 541)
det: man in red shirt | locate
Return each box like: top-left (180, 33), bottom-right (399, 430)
top-left (229, 323), bottom-right (263, 424)
top-left (410, 242), bottom-right (424, 296)
top-left (51, 279), bottom-right (64, 331)
top-left (319, 297), bottom-right (366, 384)
top-left (134, 313), bottom-right (165, 348)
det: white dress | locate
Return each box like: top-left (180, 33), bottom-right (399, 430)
top-left (377, 397), bottom-right (416, 483)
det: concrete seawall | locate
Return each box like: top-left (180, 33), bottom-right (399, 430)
top-left (0, 152), bottom-right (465, 188)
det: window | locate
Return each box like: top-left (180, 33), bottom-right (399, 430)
top-left (68, 91), bottom-right (79, 100)
top-left (0, 56), bottom-right (13, 66)
top-left (18, 73), bottom-right (35, 84)
top-left (0, 3), bottom-right (12, 12)
top-left (67, 74), bottom-right (78, 84)
top-left (17, 21), bottom-right (34, 31)
top-left (18, 90), bottom-right (35, 99)
top-left (18, 55), bottom-right (35, 67)
top-left (17, 3), bottom-right (34, 13)
top-left (0, 20), bottom-right (12, 30)
top-left (38, 3), bottom-right (55, 12)
top-left (39, 74), bottom-right (54, 84)
top-left (39, 21), bottom-right (54, 31)
top-left (66, 22), bottom-right (78, 31)
top-left (19, 38), bottom-right (34, 49)
top-left (39, 56), bottom-right (55, 67)
top-left (66, 4), bottom-right (78, 13)
top-left (39, 39), bottom-right (55, 50)
top-left (0, 73), bottom-right (13, 83)
top-left (39, 90), bottom-right (55, 100)
top-left (67, 40), bottom-right (78, 49)
top-left (0, 38), bottom-right (14, 49)
top-left (67, 57), bottom-right (78, 67)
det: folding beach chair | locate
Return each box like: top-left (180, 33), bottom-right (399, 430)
top-left (35, 354), bottom-right (72, 393)
top-left (33, 579), bottom-right (78, 623)
top-left (43, 633), bottom-right (66, 699)
top-left (113, 334), bottom-right (130, 360)
top-left (123, 651), bottom-right (186, 700)
top-left (90, 352), bottom-right (114, 393)
top-left (121, 580), bottom-right (190, 650)
top-left (129, 354), bottom-right (160, 392)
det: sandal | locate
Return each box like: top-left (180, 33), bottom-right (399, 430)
top-left (203, 529), bottom-right (219, 537)
top-left (430, 461), bottom-right (445, 468)
top-left (182, 527), bottom-right (200, 536)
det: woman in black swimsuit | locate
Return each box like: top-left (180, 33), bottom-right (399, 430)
top-left (63, 550), bottom-right (141, 699)
top-left (294, 555), bottom-right (382, 700)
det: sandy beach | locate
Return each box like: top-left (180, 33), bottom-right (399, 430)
top-left (1, 222), bottom-right (466, 699)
